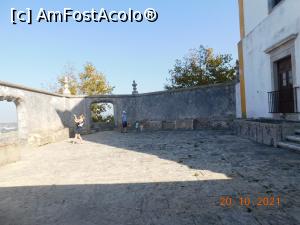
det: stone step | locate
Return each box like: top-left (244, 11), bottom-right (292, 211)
top-left (286, 135), bottom-right (300, 143)
top-left (295, 129), bottom-right (300, 135)
top-left (277, 141), bottom-right (300, 153)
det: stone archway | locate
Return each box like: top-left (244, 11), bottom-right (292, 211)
top-left (89, 100), bottom-right (116, 131)
top-left (0, 95), bottom-right (27, 143)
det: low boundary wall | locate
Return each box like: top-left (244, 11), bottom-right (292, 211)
top-left (234, 119), bottom-right (300, 147)
top-left (0, 80), bottom-right (236, 166)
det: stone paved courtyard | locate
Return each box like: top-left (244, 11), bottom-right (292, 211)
top-left (0, 130), bottom-right (299, 225)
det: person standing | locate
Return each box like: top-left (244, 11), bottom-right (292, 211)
top-left (121, 111), bottom-right (128, 133)
top-left (74, 114), bottom-right (85, 144)
top-left (135, 121), bottom-right (139, 132)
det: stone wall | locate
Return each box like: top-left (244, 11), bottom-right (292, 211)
top-left (122, 82), bottom-right (235, 122)
top-left (234, 119), bottom-right (300, 147)
top-left (0, 143), bottom-right (20, 167)
top-left (0, 81), bottom-right (71, 144)
top-left (1, 81), bottom-right (236, 139)
top-left (0, 81), bottom-right (235, 166)
top-left (84, 82), bottom-right (236, 131)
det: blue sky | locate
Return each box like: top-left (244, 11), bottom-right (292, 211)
top-left (0, 0), bottom-right (240, 123)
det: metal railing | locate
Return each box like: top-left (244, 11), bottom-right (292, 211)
top-left (268, 87), bottom-right (299, 113)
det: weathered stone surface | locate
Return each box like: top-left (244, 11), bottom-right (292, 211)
top-left (0, 81), bottom-right (235, 166)
top-left (162, 121), bottom-right (176, 130)
top-left (127, 83), bottom-right (236, 126)
top-left (0, 82), bottom-right (71, 142)
top-left (234, 119), bottom-right (300, 147)
top-left (0, 81), bottom-right (235, 140)
top-left (27, 128), bottom-right (70, 147)
top-left (0, 130), bottom-right (299, 225)
top-left (194, 118), bottom-right (233, 130)
top-left (0, 144), bottom-right (20, 167)
top-left (0, 132), bottom-right (20, 166)
top-left (143, 120), bottom-right (162, 130)
top-left (175, 119), bottom-right (194, 130)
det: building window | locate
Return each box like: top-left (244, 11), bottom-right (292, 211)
top-left (269, 0), bottom-right (283, 12)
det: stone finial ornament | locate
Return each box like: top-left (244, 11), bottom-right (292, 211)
top-left (132, 80), bottom-right (138, 95)
top-left (63, 76), bottom-right (71, 95)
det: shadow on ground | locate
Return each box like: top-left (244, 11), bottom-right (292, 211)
top-left (1, 180), bottom-right (299, 225)
top-left (0, 130), bottom-right (299, 225)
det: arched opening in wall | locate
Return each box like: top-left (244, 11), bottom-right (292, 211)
top-left (0, 100), bottom-right (18, 145)
top-left (90, 102), bottom-right (115, 131)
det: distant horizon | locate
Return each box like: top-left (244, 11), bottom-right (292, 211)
top-left (0, 122), bottom-right (17, 125)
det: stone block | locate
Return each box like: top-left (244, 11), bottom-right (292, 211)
top-left (175, 119), bottom-right (194, 130)
top-left (210, 120), bottom-right (232, 129)
top-left (194, 118), bottom-right (233, 130)
top-left (0, 143), bottom-right (20, 167)
top-left (162, 121), bottom-right (175, 130)
top-left (143, 121), bottom-right (162, 130)
top-left (234, 119), bottom-right (300, 147)
top-left (257, 124), bottom-right (263, 144)
top-left (27, 128), bottom-right (70, 147)
top-left (262, 124), bottom-right (274, 146)
top-left (193, 118), bottom-right (210, 129)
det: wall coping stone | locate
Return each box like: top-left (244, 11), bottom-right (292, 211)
top-left (86, 82), bottom-right (235, 98)
top-left (1, 80), bottom-right (235, 99)
top-left (0, 80), bottom-right (67, 97)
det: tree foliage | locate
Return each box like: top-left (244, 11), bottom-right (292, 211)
top-left (79, 63), bottom-right (114, 95)
top-left (51, 63), bottom-right (114, 123)
top-left (53, 63), bottom-right (114, 95)
top-left (91, 103), bottom-right (114, 124)
top-left (165, 46), bottom-right (236, 89)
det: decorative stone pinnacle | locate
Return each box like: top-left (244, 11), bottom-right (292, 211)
top-left (63, 76), bottom-right (71, 95)
top-left (132, 80), bottom-right (138, 95)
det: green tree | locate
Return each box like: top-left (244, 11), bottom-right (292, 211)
top-left (78, 63), bottom-right (114, 123)
top-left (79, 63), bottom-right (114, 95)
top-left (50, 63), bottom-right (114, 123)
top-left (52, 63), bottom-right (114, 95)
top-left (91, 103), bottom-right (114, 124)
top-left (165, 46), bottom-right (236, 89)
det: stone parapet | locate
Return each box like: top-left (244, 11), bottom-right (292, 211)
top-left (234, 119), bottom-right (300, 147)
top-left (0, 143), bottom-right (20, 167)
top-left (127, 119), bottom-right (233, 131)
top-left (27, 128), bottom-right (70, 147)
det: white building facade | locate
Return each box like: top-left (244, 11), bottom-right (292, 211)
top-left (237, 0), bottom-right (300, 120)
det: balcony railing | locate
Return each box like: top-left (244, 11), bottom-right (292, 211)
top-left (268, 87), bottom-right (299, 113)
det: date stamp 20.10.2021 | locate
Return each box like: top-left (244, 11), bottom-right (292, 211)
top-left (219, 195), bottom-right (282, 208)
